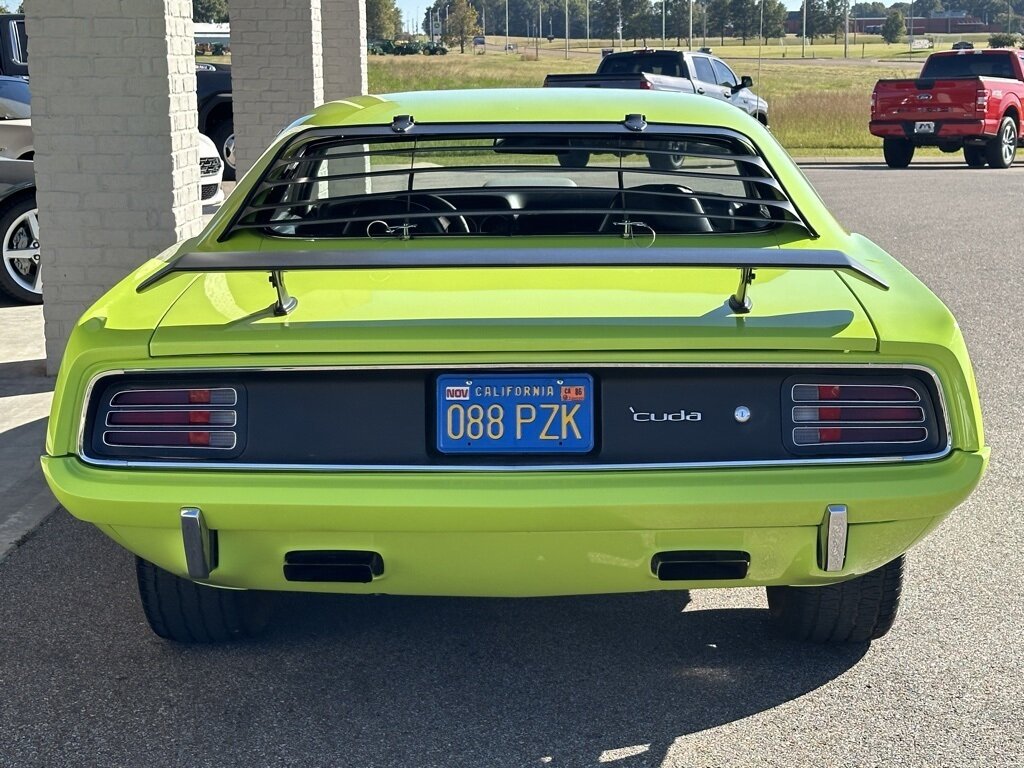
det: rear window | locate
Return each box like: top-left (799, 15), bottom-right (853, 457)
top-left (920, 52), bottom-right (1017, 79)
top-left (599, 54), bottom-right (686, 78)
top-left (227, 127), bottom-right (808, 241)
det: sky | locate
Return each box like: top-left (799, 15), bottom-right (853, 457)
top-left (394, 0), bottom-right (806, 35)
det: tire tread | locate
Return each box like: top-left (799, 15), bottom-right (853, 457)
top-left (135, 557), bottom-right (269, 643)
top-left (766, 555), bottom-right (904, 644)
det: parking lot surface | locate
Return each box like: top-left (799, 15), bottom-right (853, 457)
top-left (0, 163), bottom-right (1020, 767)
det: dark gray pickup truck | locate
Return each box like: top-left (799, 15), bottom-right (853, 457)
top-left (544, 49), bottom-right (768, 126)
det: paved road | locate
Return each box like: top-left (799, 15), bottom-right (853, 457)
top-left (1, 164), bottom-right (1021, 767)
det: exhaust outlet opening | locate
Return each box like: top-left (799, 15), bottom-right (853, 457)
top-left (651, 550), bottom-right (750, 581)
top-left (284, 550), bottom-right (384, 583)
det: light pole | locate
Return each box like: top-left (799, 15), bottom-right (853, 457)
top-left (661, 0), bottom-right (666, 47)
top-left (843, 0), bottom-right (849, 58)
top-left (586, 0), bottom-right (590, 50)
top-left (909, 0), bottom-right (914, 57)
top-left (802, 0), bottom-right (807, 58)
top-left (505, 0), bottom-right (509, 52)
top-left (689, 0), bottom-right (693, 49)
top-left (565, 0), bottom-right (569, 59)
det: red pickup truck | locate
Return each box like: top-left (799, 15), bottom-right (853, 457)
top-left (870, 49), bottom-right (1024, 169)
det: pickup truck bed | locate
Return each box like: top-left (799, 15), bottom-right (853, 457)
top-left (870, 49), bottom-right (1024, 168)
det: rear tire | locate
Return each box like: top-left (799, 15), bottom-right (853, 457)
top-left (0, 196), bottom-right (41, 304)
top-left (964, 145), bottom-right (987, 168)
top-left (135, 557), bottom-right (270, 643)
top-left (556, 150), bottom-right (590, 168)
top-left (882, 138), bottom-right (914, 168)
top-left (985, 116), bottom-right (1017, 169)
top-left (647, 141), bottom-right (686, 171)
top-left (766, 555), bottom-right (904, 643)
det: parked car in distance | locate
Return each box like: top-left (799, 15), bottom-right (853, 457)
top-left (0, 157), bottom-right (37, 303)
top-left (0, 75), bottom-right (32, 160)
top-left (544, 49), bottom-right (768, 127)
top-left (951, 41), bottom-right (974, 50)
top-left (198, 132), bottom-right (225, 209)
top-left (42, 89), bottom-right (987, 646)
top-left (871, 48), bottom-right (1024, 168)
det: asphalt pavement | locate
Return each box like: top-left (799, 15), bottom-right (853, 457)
top-left (0, 163), bottom-right (1021, 767)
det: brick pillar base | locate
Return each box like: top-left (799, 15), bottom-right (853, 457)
top-left (26, 0), bottom-right (203, 374)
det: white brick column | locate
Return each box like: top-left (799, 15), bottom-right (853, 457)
top-left (228, 0), bottom-right (324, 176)
top-left (26, 0), bottom-right (203, 374)
top-left (321, 0), bottom-right (369, 196)
top-left (321, 0), bottom-right (368, 101)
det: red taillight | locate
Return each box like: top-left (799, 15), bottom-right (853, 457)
top-left (102, 386), bottom-right (240, 453)
top-left (977, 88), bottom-right (989, 114)
top-left (793, 427), bottom-right (928, 446)
top-left (103, 430), bottom-right (236, 449)
top-left (793, 384), bottom-right (920, 403)
top-left (792, 406), bottom-right (924, 423)
top-left (110, 388), bottom-right (236, 406)
top-left (870, 90), bottom-right (877, 117)
top-left (105, 410), bottom-right (236, 427)
top-left (640, 79), bottom-right (652, 90)
top-left (789, 381), bottom-right (932, 451)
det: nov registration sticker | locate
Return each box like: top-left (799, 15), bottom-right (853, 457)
top-left (436, 373), bottom-right (595, 454)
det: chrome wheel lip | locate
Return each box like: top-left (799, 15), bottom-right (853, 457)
top-left (222, 133), bottom-right (236, 170)
top-left (2, 208), bottom-right (40, 297)
top-left (1002, 122), bottom-right (1016, 165)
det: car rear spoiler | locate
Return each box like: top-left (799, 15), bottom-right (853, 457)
top-left (137, 247), bottom-right (889, 316)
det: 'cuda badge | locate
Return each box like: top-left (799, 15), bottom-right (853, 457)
top-left (917, 94), bottom-right (933, 100)
top-left (629, 407), bottom-right (702, 422)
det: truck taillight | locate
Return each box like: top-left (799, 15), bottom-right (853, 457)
top-left (870, 90), bottom-right (877, 117)
top-left (640, 79), bottom-right (652, 90)
top-left (977, 88), bottom-right (989, 114)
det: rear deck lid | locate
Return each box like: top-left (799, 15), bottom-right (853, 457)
top-left (148, 265), bottom-right (878, 357)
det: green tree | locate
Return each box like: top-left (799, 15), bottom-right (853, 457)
top-left (823, 0), bottom-right (846, 43)
top-left (366, 0), bottom-right (402, 39)
top-left (444, 0), bottom-right (482, 52)
top-left (881, 9), bottom-right (904, 44)
top-left (762, 0), bottom-right (787, 41)
top-left (193, 0), bottom-right (229, 23)
top-left (850, 2), bottom-right (886, 17)
top-left (621, 0), bottom-right (653, 45)
top-left (594, 0), bottom-right (624, 40)
top-left (798, 0), bottom-right (828, 41)
top-left (707, 0), bottom-right (731, 44)
top-left (729, 0), bottom-right (756, 43)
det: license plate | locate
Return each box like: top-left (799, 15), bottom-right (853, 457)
top-left (437, 374), bottom-right (594, 454)
top-left (914, 121), bottom-right (935, 134)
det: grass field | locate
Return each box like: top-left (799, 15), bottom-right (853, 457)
top-left (202, 36), bottom-right (968, 156)
top-left (363, 53), bottom-right (920, 154)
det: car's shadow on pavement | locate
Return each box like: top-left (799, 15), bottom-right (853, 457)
top-left (0, 513), bottom-right (868, 768)
top-left (260, 591), bottom-right (867, 766)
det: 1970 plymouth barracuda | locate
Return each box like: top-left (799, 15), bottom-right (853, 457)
top-left (42, 89), bottom-right (988, 644)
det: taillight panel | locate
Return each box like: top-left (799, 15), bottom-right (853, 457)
top-left (80, 367), bottom-right (948, 468)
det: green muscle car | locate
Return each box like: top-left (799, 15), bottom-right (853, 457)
top-left (42, 89), bottom-right (988, 645)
